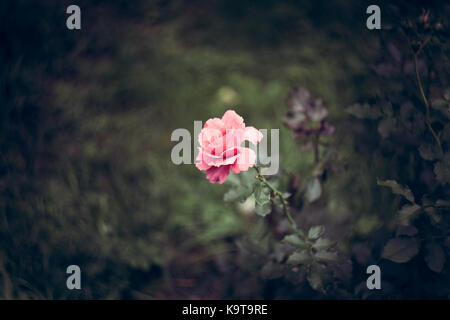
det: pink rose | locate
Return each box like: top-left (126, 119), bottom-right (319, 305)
top-left (196, 110), bottom-right (263, 184)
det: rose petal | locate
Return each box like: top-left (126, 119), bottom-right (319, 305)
top-left (204, 118), bottom-right (225, 131)
top-left (243, 126), bottom-right (263, 145)
top-left (195, 147), bottom-right (212, 170)
top-left (221, 110), bottom-right (245, 129)
top-left (205, 165), bottom-right (231, 184)
top-left (231, 148), bottom-right (256, 174)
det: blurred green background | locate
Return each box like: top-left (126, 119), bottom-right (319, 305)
top-left (1, 0), bottom-right (449, 299)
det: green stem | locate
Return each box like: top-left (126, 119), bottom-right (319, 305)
top-left (413, 53), bottom-right (443, 155)
top-left (313, 132), bottom-right (320, 164)
top-left (254, 166), bottom-right (298, 231)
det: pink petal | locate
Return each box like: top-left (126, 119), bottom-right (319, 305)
top-left (243, 126), bottom-right (263, 145)
top-left (221, 110), bottom-right (245, 129)
top-left (195, 147), bottom-right (212, 170)
top-left (231, 148), bottom-right (256, 174)
top-left (198, 127), bottom-right (223, 148)
top-left (204, 118), bottom-right (225, 131)
top-left (205, 165), bottom-right (231, 184)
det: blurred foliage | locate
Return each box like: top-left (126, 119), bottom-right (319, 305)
top-left (0, 0), bottom-right (449, 299)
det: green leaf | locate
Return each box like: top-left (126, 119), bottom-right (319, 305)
top-left (223, 185), bottom-right (252, 202)
top-left (305, 177), bottom-right (322, 203)
top-left (382, 238), bottom-right (419, 263)
top-left (397, 204), bottom-right (421, 225)
top-left (255, 202), bottom-right (271, 217)
top-left (313, 238), bottom-right (334, 250)
top-left (254, 183), bottom-right (270, 205)
top-left (286, 250), bottom-right (311, 265)
top-left (345, 103), bottom-right (382, 119)
top-left (308, 225), bottom-right (324, 240)
top-left (315, 250), bottom-right (339, 263)
top-left (225, 172), bottom-right (241, 186)
top-left (283, 234), bottom-right (308, 249)
top-left (425, 243), bottom-right (445, 273)
top-left (377, 179), bottom-right (415, 203)
top-left (282, 192), bottom-right (292, 200)
top-left (239, 170), bottom-right (258, 189)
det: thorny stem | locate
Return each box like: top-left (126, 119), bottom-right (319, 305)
top-left (413, 50), bottom-right (443, 155)
top-left (254, 165), bottom-right (298, 232)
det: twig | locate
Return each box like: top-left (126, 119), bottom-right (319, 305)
top-left (254, 166), bottom-right (298, 232)
top-left (413, 48), bottom-right (443, 155)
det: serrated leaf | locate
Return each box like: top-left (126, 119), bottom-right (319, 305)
top-left (315, 250), bottom-right (339, 263)
top-left (377, 179), bottom-right (415, 203)
top-left (313, 238), bottom-right (334, 250)
top-left (254, 183), bottom-right (270, 205)
top-left (305, 177), bottom-right (322, 203)
top-left (425, 243), bottom-right (445, 273)
top-left (255, 202), bottom-right (271, 217)
top-left (397, 204), bottom-right (421, 225)
top-left (382, 238), bottom-right (419, 263)
top-left (282, 192), bottom-right (292, 199)
top-left (223, 185), bottom-right (252, 202)
top-left (308, 225), bottom-right (324, 240)
top-left (283, 234), bottom-right (307, 248)
top-left (239, 170), bottom-right (258, 189)
top-left (286, 250), bottom-right (311, 265)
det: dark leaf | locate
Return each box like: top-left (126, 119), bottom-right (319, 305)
top-left (305, 177), bottom-right (322, 203)
top-left (382, 238), bottom-right (419, 263)
top-left (377, 179), bottom-right (415, 203)
top-left (313, 238), bottom-right (334, 250)
top-left (283, 234), bottom-right (308, 249)
top-left (307, 264), bottom-right (326, 291)
top-left (419, 143), bottom-right (441, 161)
top-left (396, 225), bottom-right (418, 237)
top-left (255, 202), bottom-right (272, 217)
top-left (433, 154), bottom-right (450, 186)
top-left (223, 185), bottom-right (252, 202)
top-left (286, 250), bottom-right (311, 265)
top-left (254, 183), bottom-right (270, 205)
top-left (315, 250), bottom-right (339, 263)
top-left (425, 243), bottom-right (445, 273)
top-left (346, 103), bottom-right (382, 119)
top-left (308, 225), bottom-right (324, 240)
top-left (397, 204), bottom-right (421, 225)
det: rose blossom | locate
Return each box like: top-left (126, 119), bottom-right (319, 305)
top-left (196, 110), bottom-right (263, 184)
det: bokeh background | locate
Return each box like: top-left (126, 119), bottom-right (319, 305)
top-left (1, 0), bottom-right (449, 299)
